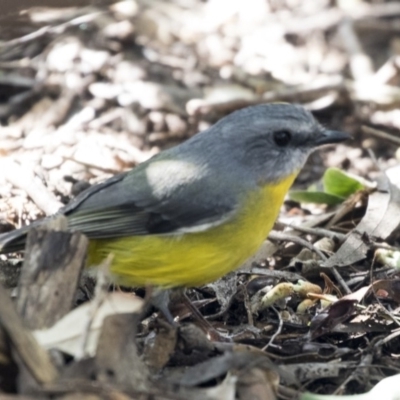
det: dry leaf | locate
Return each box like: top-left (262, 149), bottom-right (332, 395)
top-left (33, 292), bottom-right (143, 358)
top-left (323, 175), bottom-right (400, 268)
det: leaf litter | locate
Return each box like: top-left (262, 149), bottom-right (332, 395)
top-left (1, 0), bottom-right (400, 399)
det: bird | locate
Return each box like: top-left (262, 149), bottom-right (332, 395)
top-left (0, 104), bottom-right (349, 292)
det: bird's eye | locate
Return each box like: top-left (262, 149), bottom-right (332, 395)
top-left (273, 130), bottom-right (292, 147)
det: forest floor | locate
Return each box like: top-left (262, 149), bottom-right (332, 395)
top-left (1, 0), bottom-right (400, 399)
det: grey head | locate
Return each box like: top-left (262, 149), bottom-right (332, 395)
top-left (181, 103), bottom-right (350, 185)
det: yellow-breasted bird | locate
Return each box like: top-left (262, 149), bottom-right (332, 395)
top-left (0, 104), bottom-right (349, 290)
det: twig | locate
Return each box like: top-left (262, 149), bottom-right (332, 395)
top-left (191, 77), bottom-right (345, 116)
top-left (242, 285), bottom-right (254, 326)
top-left (262, 306), bottom-right (283, 351)
top-left (0, 27), bottom-right (50, 48)
top-left (333, 353), bottom-right (373, 395)
top-left (238, 267), bottom-right (305, 282)
top-left (269, 231), bottom-right (351, 294)
top-left (362, 125), bottom-right (400, 146)
top-left (0, 11), bottom-right (103, 48)
top-left (374, 327), bottom-right (400, 348)
top-left (0, 74), bottom-right (35, 87)
top-left (369, 252), bottom-right (400, 328)
top-left (371, 242), bottom-right (400, 252)
top-left (268, 231), bottom-right (328, 261)
top-left (1, 159), bottom-right (63, 216)
top-left (63, 156), bottom-right (122, 174)
top-left (328, 268), bottom-right (351, 295)
top-left (321, 272), bottom-right (343, 298)
top-left (283, 3), bottom-right (400, 35)
top-left (279, 222), bottom-right (347, 241)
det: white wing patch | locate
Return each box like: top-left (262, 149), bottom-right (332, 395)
top-left (146, 159), bottom-right (207, 199)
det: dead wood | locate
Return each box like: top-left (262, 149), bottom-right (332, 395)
top-left (0, 282), bottom-right (58, 385)
top-left (17, 215), bottom-right (88, 330)
top-left (95, 313), bottom-right (149, 392)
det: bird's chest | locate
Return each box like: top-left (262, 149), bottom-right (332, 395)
top-left (207, 173), bottom-right (298, 260)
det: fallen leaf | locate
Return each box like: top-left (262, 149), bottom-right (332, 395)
top-left (323, 174), bottom-right (400, 268)
top-left (33, 292), bottom-right (143, 359)
top-left (308, 286), bottom-right (370, 339)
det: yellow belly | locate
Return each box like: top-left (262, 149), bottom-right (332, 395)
top-left (87, 174), bottom-right (297, 287)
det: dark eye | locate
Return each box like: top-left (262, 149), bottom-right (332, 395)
top-left (273, 130), bottom-right (292, 146)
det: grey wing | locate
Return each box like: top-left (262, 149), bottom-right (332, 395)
top-left (64, 161), bottom-right (237, 239)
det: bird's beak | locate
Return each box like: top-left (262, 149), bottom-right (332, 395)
top-left (314, 130), bottom-right (351, 146)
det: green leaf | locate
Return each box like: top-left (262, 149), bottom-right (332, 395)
top-left (323, 167), bottom-right (365, 198)
top-left (289, 168), bottom-right (367, 205)
top-left (289, 190), bottom-right (344, 205)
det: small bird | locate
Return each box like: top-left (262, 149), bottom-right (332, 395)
top-left (0, 104), bottom-right (349, 290)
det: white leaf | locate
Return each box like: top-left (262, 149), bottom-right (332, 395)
top-left (33, 292), bottom-right (143, 359)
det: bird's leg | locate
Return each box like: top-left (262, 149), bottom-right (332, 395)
top-left (181, 291), bottom-right (214, 328)
top-left (150, 287), bottom-right (209, 328)
top-left (148, 288), bottom-right (231, 342)
top-left (149, 287), bottom-right (178, 326)
top-left (181, 291), bottom-right (231, 342)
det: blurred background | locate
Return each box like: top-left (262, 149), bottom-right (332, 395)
top-left (1, 0), bottom-right (400, 225)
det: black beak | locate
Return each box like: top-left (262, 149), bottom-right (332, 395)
top-left (314, 130), bottom-right (351, 146)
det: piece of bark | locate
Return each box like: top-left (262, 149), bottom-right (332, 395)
top-left (168, 324), bottom-right (216, 367)
top-left (142, 321), bottom-right (177, 370)
top-left (95, 313), bottom-right (149, 392)
top-left (14, 215), bottom-right (87, 393)
top-left (17, 216), bottom-right (88, 330)
top-left (0, 326), bottom-right (18, 393)
top-left (0, 259), bottom-right (22, 288)
top-left (0, 283), bottom-right (58, 384)
top-left (236, 367), bottom-right (278, 400)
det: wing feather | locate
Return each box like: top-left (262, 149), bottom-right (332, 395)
top-left (64, 158), bottom-right (237, 239)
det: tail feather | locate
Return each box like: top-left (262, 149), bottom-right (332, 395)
top-left (0, 225), bottom-right (34, 253)
top-left (0, 214), bottom-right (73, 253)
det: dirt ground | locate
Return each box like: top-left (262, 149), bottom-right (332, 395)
top-left (1, 0), bottom-right (400, 399)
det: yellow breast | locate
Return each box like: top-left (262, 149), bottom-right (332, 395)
top-left (87, 173), bottom-right (297, 287)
